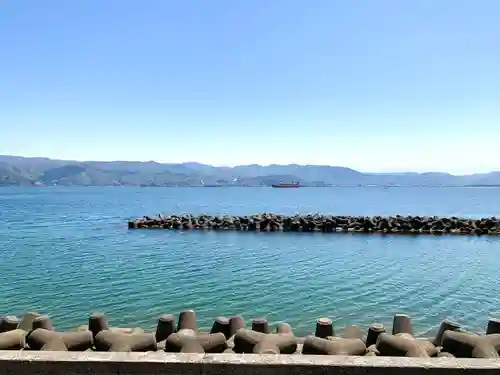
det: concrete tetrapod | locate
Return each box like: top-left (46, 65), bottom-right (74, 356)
top-left (88, 312), bottom-right (109, 338)
top-left (233, 329), bottom-right (298, 354)
top-left (0, 316), bottom-right (20, 332)
top-left (252, 318), bottom-right (269, 334)
top-left (26, 328), bottom-right (94, 351)
top-left (156, 314), bottom-right (176, 342)
top-left (366, 344), bottom-right (380, 356)
top-left (164, 329), bottom-right (228, 353)
top-left (376, 333), bottom-right (436, 357)
top-left (17, 312), bottom-right (42, 332)
top-left (91, 312), bottom-right (155, 353)
top-left (226, 316), bottom-right (246, 349)
top-left (177, 310), bottom-right (197, 331)
top-left (373, 313), bottom-right (436, 357)
top-left (366, 323), bottom-right (386, 347)
top-left (486, 318), bottom-right (500, 335)
top-left (441, 330), bottom-right (500, 358)
top-left (302, 336), bottom-right (367, 355)
top-left (432, 319), bottom-right (461, 346)
top-left (0, 329), bottom-right (27, 350)
top-left (315, 317), bottom-right (334, 338)
top-left (342, 325), bottom-right (362, 339)
top-left (210, 316), bottom-right (230, 339)
top-left (94, 330), bottom-right (157, 352)
top-left (276, 322), bottom-right (293, 334)
top-left (392, 314), bottom-right (413, 335)
top-left (31, 316), bottom-right (54, 331)
top-left (228, 316), bottom-right (245, 337)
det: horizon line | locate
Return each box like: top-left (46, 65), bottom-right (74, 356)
top-left (1, 154), bottom-right (498, 177)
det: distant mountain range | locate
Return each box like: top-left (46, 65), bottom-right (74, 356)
top-left (0, 155), bottom-right (499, 187)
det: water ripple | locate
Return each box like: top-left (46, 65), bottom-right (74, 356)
top-left (1, 187), bottom-right (500, 335)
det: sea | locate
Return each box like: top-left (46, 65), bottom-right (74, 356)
top-left (1, 186), bottom-right (500, 337)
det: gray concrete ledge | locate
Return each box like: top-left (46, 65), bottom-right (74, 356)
top-left (1, 351), bottom-right (500, 375)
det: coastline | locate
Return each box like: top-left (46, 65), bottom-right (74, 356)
top-left (1, 310), bottom-right (499, 359)
top-left (3, 184), bottom-right (500, 188)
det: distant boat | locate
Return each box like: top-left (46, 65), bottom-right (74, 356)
top-left (271, 181), bottom-right (301, 188)
top-left (200, 179), bottom-right (222, 187)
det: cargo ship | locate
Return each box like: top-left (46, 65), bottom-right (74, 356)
top-left (271, 181), bottom-right (301, 188)
top-left (200, 179), bottom-right (223, 187)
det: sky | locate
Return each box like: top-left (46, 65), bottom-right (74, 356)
top-left (0, 0), bottom-right (499, 174)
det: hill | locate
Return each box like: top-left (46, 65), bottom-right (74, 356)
top-left (0, 155), bottom-right (499, 187)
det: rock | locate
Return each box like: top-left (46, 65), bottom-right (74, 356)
top-left (127, 214), bottom-right (500, 236)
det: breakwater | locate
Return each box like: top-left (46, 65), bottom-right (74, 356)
top-left (128, 213), bottom-right (500, 235)
top-left (2, 311), bottom-right (500, 358)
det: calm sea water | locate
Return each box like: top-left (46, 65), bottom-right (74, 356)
top-left (1, 186), bottom-right (500, 337)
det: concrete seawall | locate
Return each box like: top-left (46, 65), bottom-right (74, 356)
top-left (128, 213), bottom-right (500, 235)
top-left (2, 352), bottom-right (500, 375)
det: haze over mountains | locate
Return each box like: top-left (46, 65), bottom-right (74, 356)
top-left (0, 155), bottom-right (499, 187)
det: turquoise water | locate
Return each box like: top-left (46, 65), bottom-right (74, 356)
top-left (1, 186), bottom-right (500, 336)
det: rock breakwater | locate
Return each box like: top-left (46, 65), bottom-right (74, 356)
top-left (1, 311), bottom-right (500, 358)
top-left (128, 213), bottom-right (500, 235)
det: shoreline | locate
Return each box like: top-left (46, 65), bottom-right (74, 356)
top-left (1, 311), bottom-right (499, 359)
top-left (0, 310), bottom-right (500, 358)
top-left (128, 213), bottom-right (500, 235)
top-left (3, 184), bottom-right (500, 188)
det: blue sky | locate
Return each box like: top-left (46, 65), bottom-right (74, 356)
top-left (0, 0), bottom-right (498, 173)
